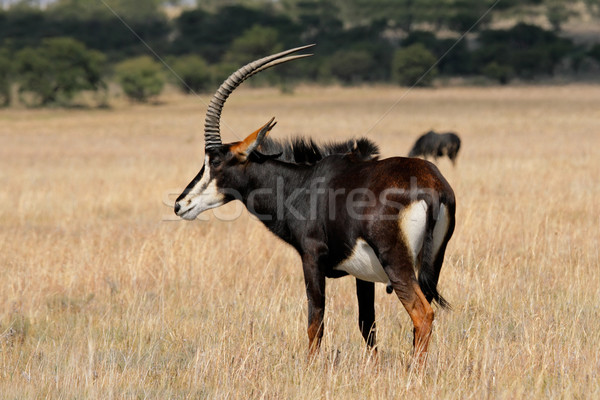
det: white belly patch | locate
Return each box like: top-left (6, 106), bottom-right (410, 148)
top-left (333, 239), bottom-right (389, 284)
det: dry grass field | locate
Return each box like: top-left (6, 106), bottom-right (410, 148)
top-left (1, 84), bottom-right (599, 399)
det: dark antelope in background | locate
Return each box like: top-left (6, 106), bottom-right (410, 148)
top-left (174, 45), bottom-right (456, 365)
top-left (409, 130), bottom-right (461, 165)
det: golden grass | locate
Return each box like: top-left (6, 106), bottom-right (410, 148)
top-left (1, 84), bottom-right (599, 399)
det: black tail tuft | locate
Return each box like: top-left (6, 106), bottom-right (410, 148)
top-left (418, 208), bottom-right (451, 310)
top-left (419, 272), bottom-right (451, 309)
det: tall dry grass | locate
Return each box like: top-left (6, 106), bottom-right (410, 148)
top-left (1, 85), bottom-right (599, 399)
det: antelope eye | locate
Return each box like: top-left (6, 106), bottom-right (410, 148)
top-left (209, 157), bottom-right (222, 168)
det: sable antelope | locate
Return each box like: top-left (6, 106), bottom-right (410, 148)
top-left (409, 130), bottom-right (461, 165)
top-left (174, 45), bottom-right (456, 364)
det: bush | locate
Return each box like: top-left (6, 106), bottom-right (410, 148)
top-left (403, 31), bottom-right (438, 51)
top-left (402, 31), bottom-right (473, 75)
top-left (475, 23), bottom-right (575, 79)
top-left (15, 37), bottom-right (105, 107)
top-left (481, 62), bottom-right (514, 84)
top-left (588, 43), bottom-right (600, 63)
top-left (223, 25), bottom-right (282, 67)
top-left (391, 44), bottom-right (438, 87)
top-left (0, 49), bottom-right (12, 107)
top-left (170, 55), bottom-right (211, 94)
top-left (326, 49), bottom-right (375, 85)
top-left (116, 56), bottom-right (164, 103)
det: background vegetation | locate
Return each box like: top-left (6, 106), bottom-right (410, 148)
top-left (1, 0), bottom-right (600, 106)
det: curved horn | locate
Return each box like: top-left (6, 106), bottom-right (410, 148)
top-left (204, 44), bottom-right (315, 150)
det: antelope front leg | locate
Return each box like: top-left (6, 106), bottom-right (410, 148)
top-left (301, 253), bottom-right (326, 358)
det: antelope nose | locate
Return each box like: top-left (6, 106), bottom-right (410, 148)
top-left (174, 202), bottom-right (181, 215)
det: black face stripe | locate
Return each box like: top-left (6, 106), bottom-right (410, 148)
top-left (176, 165), bottom-right (205, 203)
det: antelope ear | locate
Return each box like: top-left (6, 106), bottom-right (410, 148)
top-left (231, 117), bottom-right (277, 160)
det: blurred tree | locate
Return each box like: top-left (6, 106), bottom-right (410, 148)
top-left (588, 43), bottom-right (600, 62)
top-left (210, 61), bottom-right (243, 89)
top-left (584, 0), bottom-right (600, 16)
top-left (115, 56), bottom-right (164, 102)
top-left (325, 49), bottom-right (375, 84)
top-left (15, 37), bottom-right (105, 106)
top-left (475, 23), bottom-right (575, 79)
top-left (46, 0), bottom-right (112, 19)
top-left (391, 43), bottom-right (438, 86)
top-left (222, 25), bottom-right (284, 86)
top-left (0, 8), bottom-right (46, 49)
top-left (292, 0), bottom-right (343, 36)
top-left (545, 0), bottom-right (577, 31)
top-left (48, 0), bottom-right (163, 20)
top-left (307, 0), bottom-right (497, 33)
top-left (481, 61), bottom-right (514, 84)
top-left (172, 5), bottom-right (297, 63)
top-left (223, 25), bottom-right (282, 66)
top-left (280, 0), bottom-right (346, 59)
top-left (46, 0), bottom-right (170, 60)
top-left (403, 30), bottom-right (473, 75)
top-left (313, 0), bottom-right (415, 32)
top-left (196, 0), bottom-right (284, 11)
top-left (445, 0), bottom-right (494, 32)
top-left (403, 31), bottom-right (439, 50)
top-left (169, 54), bottom-right (212, 94)
top-left (5, 0), bottom-right (40, 11)
top-left (0, 2), bottom-right (169, 61)
top-left (0, 48), bottom-right (12, 107)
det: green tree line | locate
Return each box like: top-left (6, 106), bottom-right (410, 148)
top-left (1, 0), bottom-right (600, 106)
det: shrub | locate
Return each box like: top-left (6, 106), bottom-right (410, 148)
top-left (326, 49), bottom-right (375, 85)
top-left (588, 43), bottom-right (600, 63)
top-left (169, 55), bottom-right (211, 94)
top-left (481, 62), bottom-right (514, 84)
top-left (475, 23), bottom-right (575, 79)
top-left (391, 44), bottom-right (438, 87)
top-left (402, 31), bottom-right (473, 75)
top-left (116, 56), bottom-right (164, 103)
top-left (15, 37), bottom-right (105, 107)
top-left (403, 31), bottom-right (438, 51)
top-left (0, 49), bottom-right (12, 107)
top-left (223, 25), bottom-right (282, 68)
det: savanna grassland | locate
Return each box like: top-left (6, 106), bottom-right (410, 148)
top-left (1, 85), bottom-right (599, 399)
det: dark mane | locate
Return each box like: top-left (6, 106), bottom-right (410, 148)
top-left (257, 136), bottom-right (380, 165)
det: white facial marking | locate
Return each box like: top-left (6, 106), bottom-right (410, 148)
top-left (334, 239), bottom-right (390, 284)
top-left (399, 199), bottom-right (428, 266)
top-left (178, 155), bottom-right (225, 220)
top-left (192, 155), bottom-right (212, 191)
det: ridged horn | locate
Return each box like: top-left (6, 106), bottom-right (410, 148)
top-left (204, 44), bottom-right (315, 151)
